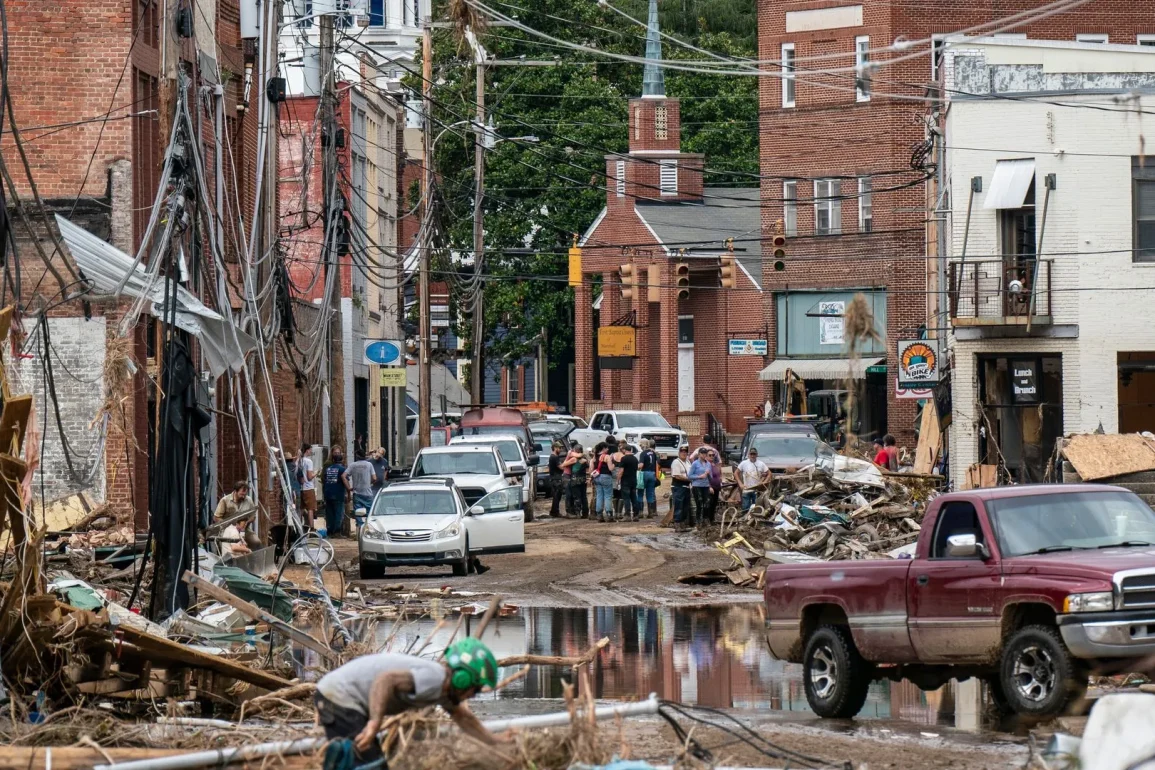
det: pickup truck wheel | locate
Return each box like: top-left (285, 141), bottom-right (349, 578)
top-left (1000, 625), bottom-right (1086, 718)
top-left (803, 625), bottom-right (872, 719)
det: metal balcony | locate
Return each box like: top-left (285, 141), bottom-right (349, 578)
top-left (948, 259), bottom-right (1052, 327)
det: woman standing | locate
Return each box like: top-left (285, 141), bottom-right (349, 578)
top-left (638, 440), bottom-right (659, 518)
top-left (592, 442), bottom-right (615, 523)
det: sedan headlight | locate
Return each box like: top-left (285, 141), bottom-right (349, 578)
top-left (1063, 591), bottom-right (1114, 613)
top-left (362, 529), bottom-right (388, 541)
top-left (434, 523), bottom-right (461, 540)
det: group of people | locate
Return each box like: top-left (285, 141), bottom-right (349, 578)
top-left (543, 435), bottom-right (662, 522)
top-left (284, 444), bottom-right (390, 537)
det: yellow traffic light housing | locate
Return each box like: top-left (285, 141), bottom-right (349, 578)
top-left (720, 256), bottom-right (736, 289)
top-left (675, 262), bottom-right (690, 300)
top-left (620, 263), bottom-right (636, 301)
top-left (772, 235), bottom-right (787, 272)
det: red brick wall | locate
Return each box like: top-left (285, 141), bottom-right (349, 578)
top-left (756, 0), bottom-right (1155, 442)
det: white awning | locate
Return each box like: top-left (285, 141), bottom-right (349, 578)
top-left (983, 158), bottom-right (1035, 209)
top-left (759, 357), bottom-right (885, 381)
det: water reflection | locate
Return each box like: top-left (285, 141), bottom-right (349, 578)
top-left (368, 604), bottom-right (956, 723)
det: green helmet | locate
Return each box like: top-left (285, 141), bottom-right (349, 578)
top-left (445, 638), bottom-right (499, 692)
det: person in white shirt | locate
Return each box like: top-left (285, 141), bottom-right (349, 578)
top-left (299, 442), bottom-right (318, 530)
top-left (668, 446), bottom-right (692, 531)
top-left (737, 447), bottom-right (771, 511)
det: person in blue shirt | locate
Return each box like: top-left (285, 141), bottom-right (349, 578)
top-left (323, 447), bottom-right (352, 537)
top-left (688, 448), bottom-right (712, 528)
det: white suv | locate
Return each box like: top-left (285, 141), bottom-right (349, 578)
top-left (358, 478), bottom-right (524, 579)
top-left (449, 434), bottom-right (538, 520)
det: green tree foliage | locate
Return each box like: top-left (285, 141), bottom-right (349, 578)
top-left (420, 0), bottom-right (756, 383)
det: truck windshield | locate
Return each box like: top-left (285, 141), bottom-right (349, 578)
top-left (413, 452), bottom-right (498, 476)
top-left (751, 434), bottom-right (823, 460)
top-left (988, 490), bottom-right (1155, 556)
top-left (372, 491), bottom-right (456, 516)
top-left (617, 413), bottom-right (671, 429)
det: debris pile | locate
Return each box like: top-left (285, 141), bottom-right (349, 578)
top-left (683, 453), bottom-right (942, 586)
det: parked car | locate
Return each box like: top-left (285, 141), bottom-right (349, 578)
top-left (408, 444), bottom-right (523, 510)
top-left (357, 478), bottom-right (524, 579)
top-left (529, 421), bottom-right (575, 495)
top-left (449, 434), bottom-right (539, 519)
top-left (764, 484), bottom-right (1155, 719)
top-left (731, 424), bottom-right (830, 473)
top-left (569, 410), bottom-right (688, 462)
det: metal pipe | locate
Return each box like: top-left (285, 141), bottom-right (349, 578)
top-left (94, 696), bottom-right (661, 770)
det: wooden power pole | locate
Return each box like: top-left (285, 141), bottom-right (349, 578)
top-left (418, 18), bottom-right (433, 449)
top-left (320, 9), bottom-right (345, 455)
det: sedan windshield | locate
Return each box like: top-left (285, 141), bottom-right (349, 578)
top-left (617, 413), bottom-right (672, 429)
top-left (493, 440), bottom-right (523, 464)
top-left (372, 491), bottom-right (456, 516)
top-left (988, 491), bottom-right (1155, 556)
top-left (413, 451), bottom-right (498, 476)
top-left (751, 435), bottom-right (823, 460)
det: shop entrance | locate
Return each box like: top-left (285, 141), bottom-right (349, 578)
top-left (977, 355), bottom-right (1063, 483)
top-left (1119, 352), bottom-right (1155, 434)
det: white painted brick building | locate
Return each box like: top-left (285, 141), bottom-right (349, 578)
top-left (943, 38), bottom-right (1155, 483)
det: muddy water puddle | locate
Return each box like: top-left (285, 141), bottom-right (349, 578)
top-left (362, 604), bottom-right (960, 726)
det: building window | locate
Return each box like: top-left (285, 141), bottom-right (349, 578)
top-left (931, 35), bottom-right (945, 81)
top-left (781, 43), bottom-right (795, 108)
top-left (369, 0), bottom-right (384, 26)
top-left (403, 0), bottom-right (409, 25)
top-left (855, 36), bottom-right (871, 102)
top-left (298, 0), bottom-right (314, 28)
top-left (782, 180), bottom-right (797, 236)
top-left (616, 160), bottom-right (625, 198)
top-left (858, 177), bottom-right (872, 233)
top-left (1138, 35), bottom-right (1155, 46)
top-left (1000, 178), bottom-right (1036, 278)
top-left (633, 106), bottom-right (641, 140)
top-left (1136, 157), bottom-right (1155, 262)
top-left (660, 160), bottom-right (678, 196)
top-left (814, 179), bottom-right (841, 235)
top-left (655, 104), bottom-right (668, 140)
top-left (413, 0), bottom-right (420, 24)
top-left (1076, 33), bottom-right (1108, 43)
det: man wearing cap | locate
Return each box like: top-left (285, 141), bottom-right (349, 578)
top-left (315, 638), bottom-right (506, 764)
top-left (737, 447), bottom-right (771, 512)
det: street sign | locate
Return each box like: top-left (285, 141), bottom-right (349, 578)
top-left (728, 339), bottom-right (767, 356)
top-left (597, 326), bottom-right (636, 357)
top-left (363, 339), bottom-right (404, 366)
top-left (379, 368), bottom-right (407, 388)
top-left (896, 338), bottom-right (940, 388)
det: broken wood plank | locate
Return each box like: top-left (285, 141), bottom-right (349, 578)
top-left (676, 569), bottom-right (729, 585)
top-left (726, 567), bottom-right (755, 586)
top-left (0, 394), bottom-right (32, 457)
top-left (181, 571), bottom-right (337, 664)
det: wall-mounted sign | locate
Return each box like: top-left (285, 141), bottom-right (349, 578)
top-left (597, 326), bottom-right (636, 357)
top-left (897, 338), bottom-right (941, 388)
top-left (818, 301), bottom-right (845, 346)
top-left (363, 339), bottom-right (404, 366)
top-left (728, 339), bottom-right (768, 356)
top-left (1011, 359), bottom-right (1039, 403)
top-left (379, 368), bottom-right (407, 388)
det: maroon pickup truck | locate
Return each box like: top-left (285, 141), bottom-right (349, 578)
top-left (764, 484), bottom-right (1155, 719)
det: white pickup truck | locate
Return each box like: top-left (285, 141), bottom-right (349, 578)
top-left (568, 410), bottom-right (689, 462)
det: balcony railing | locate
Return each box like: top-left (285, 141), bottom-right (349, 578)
top-left (948, 259), bottom-right (1052, 326)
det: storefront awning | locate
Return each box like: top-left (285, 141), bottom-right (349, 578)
top-left (759, 357), bottom-right (885, 381)
top-left (984, 158), bottom-right (1035, 209)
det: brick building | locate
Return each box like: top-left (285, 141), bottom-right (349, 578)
top-left (756, 0), bottom-right (1155, 443)
top-left (575, 0), bottom-right (766, 437)
top-left (4, 0), bottom-right (269, 524)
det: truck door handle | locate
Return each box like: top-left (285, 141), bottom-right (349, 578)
top-left (917, 575), bottom-right (929, 586)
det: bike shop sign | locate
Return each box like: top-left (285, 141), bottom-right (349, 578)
top-left (896, 338), bottom-right (941, 388)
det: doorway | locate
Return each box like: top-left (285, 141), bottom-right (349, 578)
top-left (1119, 352), bottom-right (1155, 433)
top-left (977, 355), bottom-right (1062, 483)
top-left (354, 377), bottom-right (369, 458)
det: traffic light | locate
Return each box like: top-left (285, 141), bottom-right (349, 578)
top-left (772, 235), bottom-right (787, 272)
top-left (568, 244), bottom-right (582, 286)
top-left (720, 256), bottom-right (736, 289)
top-left (675, 262), bottom-right (690, 300)
top-left (620, 263), bottom-right (636, 301)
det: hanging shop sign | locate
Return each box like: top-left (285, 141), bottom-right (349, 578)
top-left (897, 338), bottom-right (941, 388)
top-left (597, 326), bottom-right (636, 357)
top-left (1011, 359), bottom-right (1039, 403)
top-left (818, 301), bottom-right (844, 346)
top-left (363, 339), bottom-right (405, 367)
top-left (379, 368), bottom-right (407, 388)
top-left (728, 339), bottom-right (768, 356)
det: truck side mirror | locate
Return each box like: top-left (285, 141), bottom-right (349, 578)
top-left (946, 533), bottom-right (989, 559)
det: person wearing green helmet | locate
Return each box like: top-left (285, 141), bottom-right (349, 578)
top-left (313, 638), bottom-right (505, 763)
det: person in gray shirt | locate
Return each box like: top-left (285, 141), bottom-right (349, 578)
top-left (347, 452), bottom-right (377, 528)
top-left (314, 639), bottom-right (505, 762)
top-left (369, 447), bottom-right (390, 492)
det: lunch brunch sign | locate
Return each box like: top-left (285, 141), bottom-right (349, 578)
top-left (897, 339), bottom-right (940, 388)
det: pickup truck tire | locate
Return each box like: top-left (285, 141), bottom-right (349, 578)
top-left (803, 625), bottom-right (872, 719)
top-left (999, 625), bottom-right (1086, 718)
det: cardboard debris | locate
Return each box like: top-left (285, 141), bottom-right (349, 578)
top-left (1062, 433), bottom-right (1155, 482)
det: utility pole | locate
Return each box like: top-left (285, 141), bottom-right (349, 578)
top-left (320, 9), bottom-right (345, 455)
top-left (469, 60), bottom-right (486, 405)
top-left (417, 18), bottom-right (433, 449)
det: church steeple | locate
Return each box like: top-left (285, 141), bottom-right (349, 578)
top-left (641, 0), bottom-right (665, 98)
